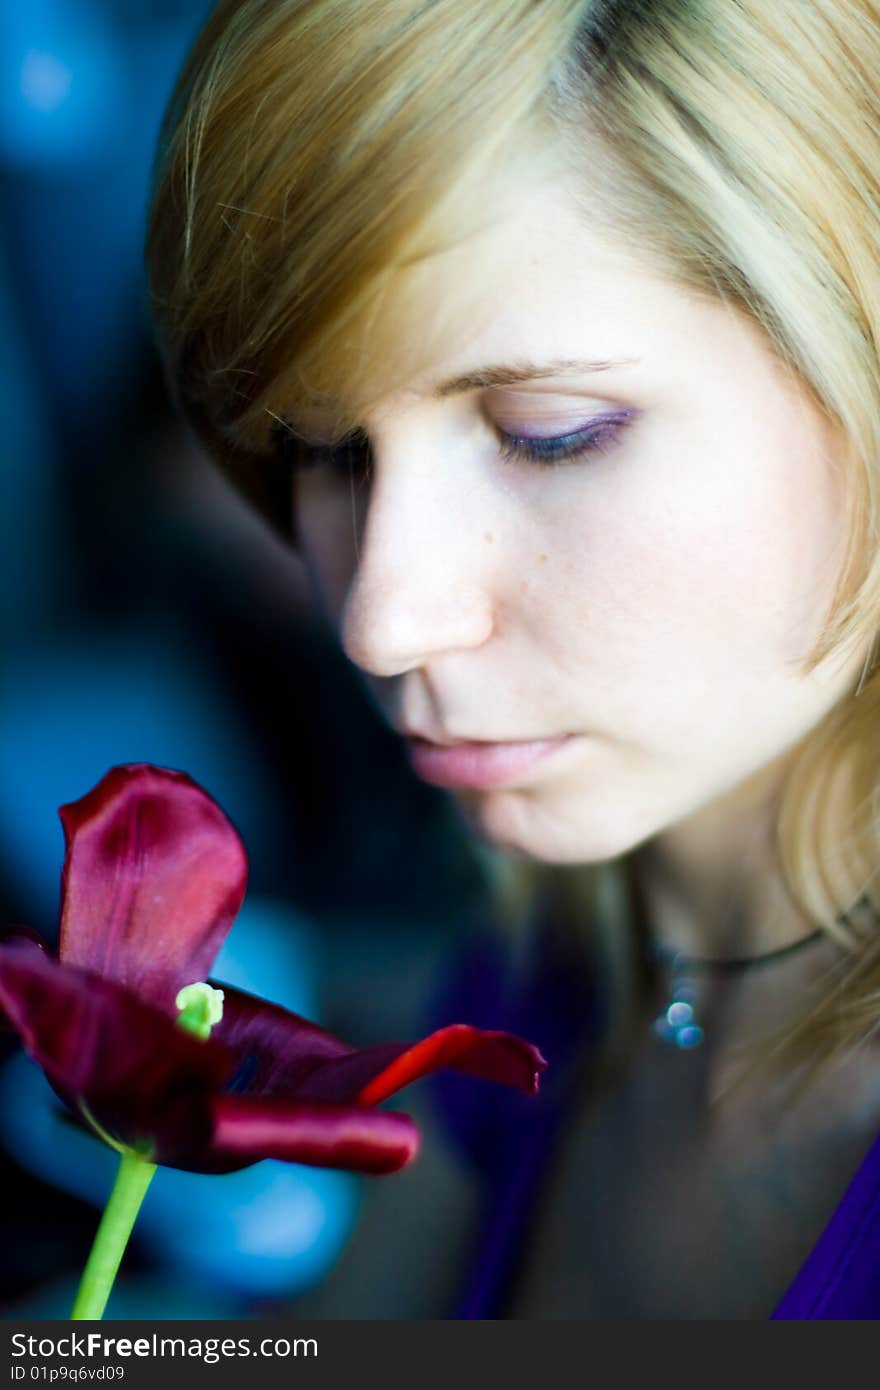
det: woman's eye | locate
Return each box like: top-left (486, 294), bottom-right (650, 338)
top-left (496, 410), bottom-right (638, 468)
top-left (270, 410), bottom-right (637, 477)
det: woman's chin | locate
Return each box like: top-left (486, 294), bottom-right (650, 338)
top-left (450, 783), bottom-right (630, 866)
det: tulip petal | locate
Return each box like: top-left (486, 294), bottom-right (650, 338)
top-left (58, 765), bottom-right (247, 1011)
top-left (0, 941), bottom-right (232, 1149)
top-left (209, 982), bottom-right (354, 1097)
top-left (0, 930), bottom-right (47, 1029)
top-left (0, 926), bottom-right (47, 951)
top-left (211, 988), bottom-right (546, 1109)
top-left (299, 1024), bottom-right (548, 1106)
top-left (160, 1093), bottom-right (420, 1174)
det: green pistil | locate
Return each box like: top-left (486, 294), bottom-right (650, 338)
top-left (175, 981), bottom-right (224, 1039)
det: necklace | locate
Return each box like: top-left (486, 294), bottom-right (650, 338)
top-left (650, 928), bottom-right (828, 1050)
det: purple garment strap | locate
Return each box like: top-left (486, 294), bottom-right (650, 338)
top-left (771, 1126), bottom-right (880, 1319)
top-left (424, 914), bottom-right (602, 1319)
top-left (454, 1119), bottom-right (560, 1319)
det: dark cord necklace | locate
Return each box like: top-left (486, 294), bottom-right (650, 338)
top-left (651, 927), bottom-right (829, 1050)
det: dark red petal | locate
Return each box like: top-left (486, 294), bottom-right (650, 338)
top-left (297, 1024), bottom-right (548, 1106)
top-left (213, 987), bottom-right (546, 1106)
top-left (0, 941), bottom-right (233, 1148)
top-left (0, 926), bottom-right (47, 951)
top-left (0, 932), bottom-right (47, 1030)
top-left (156, 1093), bottom-right (419, 1174)
top-left (208, 981), bottom-right (354, 1097)
top-left (58, 764), bottom-right (247, 1012)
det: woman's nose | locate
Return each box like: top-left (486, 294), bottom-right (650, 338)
top-left (340, 465), bottom-right (495, 678)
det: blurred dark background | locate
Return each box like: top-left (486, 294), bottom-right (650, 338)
top-left (0, 0), bottom-right (492, 1317)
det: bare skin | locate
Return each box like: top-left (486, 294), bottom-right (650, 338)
top-left (284, 147), bottom-right (877, 1316)
top-left (506, 929), bottom-right (880, 1318)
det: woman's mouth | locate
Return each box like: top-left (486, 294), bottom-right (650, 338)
top-left (403, 735), bottom-right (575, 790)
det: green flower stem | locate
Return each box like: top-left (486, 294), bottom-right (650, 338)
top-left (70, 1149), bottom-right (157, 1320)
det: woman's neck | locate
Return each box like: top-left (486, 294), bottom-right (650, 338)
top-left (632, 750), bottom-right (816, 962)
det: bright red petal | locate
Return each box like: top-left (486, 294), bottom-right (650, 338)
top-left (212, 987), bottom-right (547, 1109)
top-left (161, 1093), bottom-right (420, 1174)
top-left (0, 939), bottom-right (233, 1148)
top-left (296, 1024), bottom-right (548, 1106)
top-left (58, 764), bottom-right (247, 1011)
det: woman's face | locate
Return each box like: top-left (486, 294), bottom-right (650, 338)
top-left (289, 166), bottom-right (863, 865)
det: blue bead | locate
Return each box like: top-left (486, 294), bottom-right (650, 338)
top-left (666, 1001), bottom-right (694, 1028)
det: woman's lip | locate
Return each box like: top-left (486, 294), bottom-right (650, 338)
top-left (403, 735), bottom-right (575, 790)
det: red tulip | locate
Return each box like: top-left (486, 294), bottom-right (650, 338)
top-left (0, 765), bottom-right (546, 1176)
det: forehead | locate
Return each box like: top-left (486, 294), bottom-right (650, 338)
top-left (284, 164), bottom-right (682, 439)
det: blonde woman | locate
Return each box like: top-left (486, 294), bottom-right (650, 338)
top-left (146, 0), bottom-right (880, 1318)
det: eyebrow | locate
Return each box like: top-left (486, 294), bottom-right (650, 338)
top-left (430, 356), bottom-right (640, 397)
top-left (279, 356), bottom-right (640, 444)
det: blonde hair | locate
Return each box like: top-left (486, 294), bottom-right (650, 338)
top-left (146, 0), bottom-right (880, 1072)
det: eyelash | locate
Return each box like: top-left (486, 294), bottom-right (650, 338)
top-left (274, 412), bottom-right (634, 475)
top-left (496, 414), bottom-right (635, 468)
